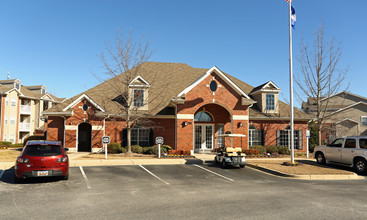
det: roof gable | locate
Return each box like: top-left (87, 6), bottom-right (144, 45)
top-left (129, 76), bottom-right (150, 87)
top-left (328, 101), bottom-right (367, 116)
top-left (62, 93), bottom-right (105, 112)
top-left (177, 66), bottom-right (251, 99)
top-left (250, 81), bottom-right (281, 95)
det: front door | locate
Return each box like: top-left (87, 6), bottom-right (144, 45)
top-left (78, 123), bottom-right (92, 152)
top-left (194, 124), bottom-right (214, 151)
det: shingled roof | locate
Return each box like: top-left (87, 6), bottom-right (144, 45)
top-left (44, 62), bottom-right (310, 120)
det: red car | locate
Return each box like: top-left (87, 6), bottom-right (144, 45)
top-left (15, 140), bottom-right (69, 183)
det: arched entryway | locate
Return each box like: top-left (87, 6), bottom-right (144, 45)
top-left (194, 104), bottom-right (232, 152)
top-left (78, 123), bottom-right (92, 152)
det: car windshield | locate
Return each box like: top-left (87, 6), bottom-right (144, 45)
top-left (25, 145), bottom-right (62, 156)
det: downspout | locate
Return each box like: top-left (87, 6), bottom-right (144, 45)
top-left (174, 104), bottom-right (177, 150)
top-left (61, 116), bottom-right (66, 148)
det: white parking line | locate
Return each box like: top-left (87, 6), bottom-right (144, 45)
top-left (139, 165), bottom-right (170, 185)
top-left (0, 170), bottom-right (4, 179)
top-left (194, 164), bottom-right (234, 182)
top-left (79, 166), bottom-right (91, 189)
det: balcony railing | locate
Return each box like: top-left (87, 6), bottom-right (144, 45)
top-left (20, 105), bottom-right (31, 115)
top-left (19, 122), bottom-right (31, 132)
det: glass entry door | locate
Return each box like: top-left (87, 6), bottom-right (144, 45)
top-left (195, 124), bottom-right (214, 151)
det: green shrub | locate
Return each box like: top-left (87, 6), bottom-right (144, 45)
top-left (0, 141), bottom-right (13, 148)
top-left (12, 143), bottom-right (24, 149)
top-left (277, 146), bottom-right (290, 155)
top-left (23, 135), bottom-right (46, 146)
top-left (249, 145), bottom-right (266, 154)
top-left (143, 145), bottom-right (172, 155)
top-left (266, 145), bottom-right (279, 154)
top-left (108, 143), bottom-right (126, 154)
top-left (131, 145), bottom-right (143, 154)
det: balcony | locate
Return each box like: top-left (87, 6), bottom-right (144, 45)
top-left (19, 122), bottom-right (31, 132)
top-left (20, 105), bottom-right (31, 115)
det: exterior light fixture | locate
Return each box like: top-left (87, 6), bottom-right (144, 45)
top-left (238, 122), bottom-right (243, 127)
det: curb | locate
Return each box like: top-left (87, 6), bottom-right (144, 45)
top-left (247, 163), bottom-right (365, 180)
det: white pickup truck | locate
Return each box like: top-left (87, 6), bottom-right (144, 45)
top-left (314, 136), bottom-right (367, 174)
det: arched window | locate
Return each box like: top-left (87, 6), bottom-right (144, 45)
top-left (194, 111), bottom-right (213, 122)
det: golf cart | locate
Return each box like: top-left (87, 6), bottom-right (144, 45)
top-left (214, 134), bottom-right (246, 168)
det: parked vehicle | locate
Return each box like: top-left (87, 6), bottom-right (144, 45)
top-left (314, 136), bottom-right (367, 174)
top-left (214, 134), bottom-right (246, 168)
top-left (15, 140), bottom-right (69, 182)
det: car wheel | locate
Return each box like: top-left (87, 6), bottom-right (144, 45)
top-left (222, 159), bottom-right (227, 168)
top-left (14, 175), bottom-right (22, 184)
top-left (354, 159), bottom-right (367, 174)
top-left (316, 152), bottom-right (326, 165)
top-left (61, 173), bottom-right (69, 180)
top-left (240, 165), bottom-right (245, 168)
top-left (214, 156), bottom-right (218, 164)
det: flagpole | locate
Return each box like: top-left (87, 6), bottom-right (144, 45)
top-left (289, 1), bottom-right (295, 164)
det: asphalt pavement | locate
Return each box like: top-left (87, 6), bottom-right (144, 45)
top-left (1, 163), bottom-right (367, 219)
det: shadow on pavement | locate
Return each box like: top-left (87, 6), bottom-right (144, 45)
top-left (0, 166), bottom-right (64, 184)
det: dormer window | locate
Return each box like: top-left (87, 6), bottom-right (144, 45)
top-left (15, 82), bottom-right (20, 90)
top-left (133, 89), bottom-right (144, 107)
top-left (41, 88), bottom-right (46, 94)
top-left (265, 94), bottom-right (275, 111)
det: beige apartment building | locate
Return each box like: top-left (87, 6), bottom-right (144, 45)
top-left (0, 79), bottom-right (64, 143)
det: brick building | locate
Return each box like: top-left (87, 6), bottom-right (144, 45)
top-left (43, 62), bottom-right (310, 153)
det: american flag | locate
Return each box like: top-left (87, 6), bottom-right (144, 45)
top-left (286, 0), bottom-right (292, 3)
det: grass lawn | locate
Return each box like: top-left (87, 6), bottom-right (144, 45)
top-left (0, 149), bottom-right (21, 162)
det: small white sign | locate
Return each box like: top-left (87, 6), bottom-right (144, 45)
top-left (102, 136), bottom-right (110, 144)
top-left (306, 130), bottom-right (310, 138)
top-left (155, 137), bottom-right (164, 145)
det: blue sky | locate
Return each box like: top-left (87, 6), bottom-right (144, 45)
top-left (0, 0), bottom-right (365, 107)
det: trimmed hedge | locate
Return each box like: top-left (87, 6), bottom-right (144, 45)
top-left (12, 143), bottom-right (24, 149)
top-left (244, 149), bottom-right (259, 155)
top-left (131, 145), bottom-right (143, 154)
top-left (277, 146), bottom-right (290, 155)
top-left (266, 145), bottom-right (279, 154)
top-left (0, 141), bottom-right (13, 148)
top-left (107, 143), bottom-right (126, 154)
top-left (249, 145), bottom-right (266, 154)
top-left (144, 145), bottom-right (172, 155)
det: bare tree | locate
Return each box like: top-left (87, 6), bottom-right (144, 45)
top-left (296, 22), bottom-right (349, 145)
top-left (97, 30), bottom-right (169, 154)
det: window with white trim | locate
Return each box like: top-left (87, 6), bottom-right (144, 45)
top-left (4, 134), bottom-right (7, 141)
top-left (276, 126), bottom-right (303, 150)
top-left (361, 116), bottom-right (367, 126)
top-left (249, 125), bottom-right (262, 146)
top-left (15, 83), bottom-right (20, 90)
top-left (133, 89), bottom-right (144, 107)
top-left (5, 97), bottom-right (9, 106)
top-left (4, 116), bottom-right (8, 125)
top-left (11, 98), bottom-right (16, 106)
top-left (131, 128), bottom-right (150, 147)
top-left (265, 94), bottom-right (275, 110)
top-left (10, 116), bottom-right (15, 125)
top-left (217, 124), bottom-right (225, 148)
top-left (9, 135), bottom-right (15, 144)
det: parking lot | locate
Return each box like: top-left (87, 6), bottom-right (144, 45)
top-left (1, 164), bottom-right (367, 219)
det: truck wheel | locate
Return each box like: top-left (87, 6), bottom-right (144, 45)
top-left (222, 159), bottom-right (227, 168)
top-left (316, 152), bottom-right (326, 165)
top-left (354, 158), bottom-right (367, 174)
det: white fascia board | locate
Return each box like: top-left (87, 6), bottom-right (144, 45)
top-left (5, 88), bottom-right (23, 96)
top-left (264, 81), bottom-right (281, 90)
top-left (62, 93), bottom-right (105, 112)
top-left (41, 94), bottom-right (55, 101)
top-left (328, 101), bottom-right (367, 117)
top-left (321, 91), bottom-right (367, 102)
top-left (130, 75), bottom-right (150, 86)
top-left (177, 66), bottom-right (251, 99)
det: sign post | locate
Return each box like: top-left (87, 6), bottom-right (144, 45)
top-left (102, 136), bottom-right (110, 160)
top-left (155, 137), bottom-right (164, 158)
top-left (306, 130), bottom-right (310, 159)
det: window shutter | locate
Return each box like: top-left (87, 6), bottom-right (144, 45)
top-left (261, 130), bottom-right (266, 146)
top-left (276, 130), bottom-right (280, 146)
top-left (298, 130), bottom-right (303, 150)
top-left (149, 128), bottom-right (154, 146)
top-left (122, 129), bottom-right (127, 147)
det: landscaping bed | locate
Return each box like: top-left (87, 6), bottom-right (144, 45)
top-left (76, 153), bottom-right (156, 160)
top-left (247, 159), bottom-right (355, 175)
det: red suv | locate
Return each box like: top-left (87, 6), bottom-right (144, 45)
top-left (15, 140), bottom-right (69, 183)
